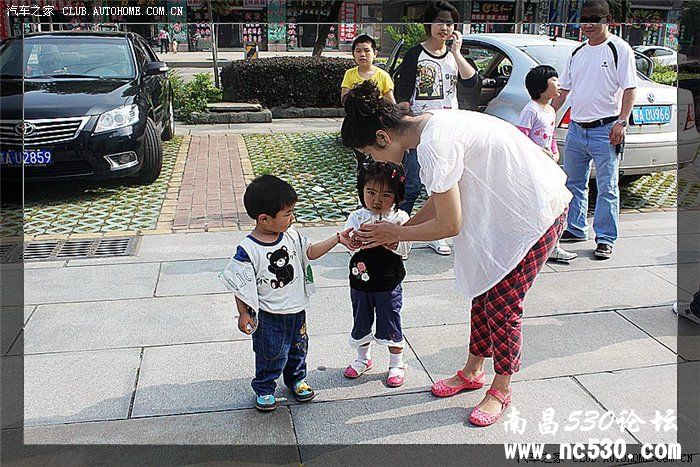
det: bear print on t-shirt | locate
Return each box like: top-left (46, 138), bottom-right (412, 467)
top-left (267, 246), bottom-right (294, 289)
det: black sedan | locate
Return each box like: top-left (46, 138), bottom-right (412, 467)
top-left (0, 31), bottom-right (174, 184)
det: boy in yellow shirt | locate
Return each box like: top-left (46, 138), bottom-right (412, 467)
top-left (341, 35), bottom-right (395, 105)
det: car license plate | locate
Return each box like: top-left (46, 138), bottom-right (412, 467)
top-left (632, 106), bottom-right (671, 125)
top-left (0, 149), bottom-right (53, 166)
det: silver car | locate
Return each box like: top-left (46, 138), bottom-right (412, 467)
top-left (459, 34), bottom-right (698, 180)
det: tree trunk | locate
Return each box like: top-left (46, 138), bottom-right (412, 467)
top-left (312, 0), bottom-right (344, 57)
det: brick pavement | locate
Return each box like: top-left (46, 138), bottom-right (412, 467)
top-left (173, 134), bottom-right (253, 231)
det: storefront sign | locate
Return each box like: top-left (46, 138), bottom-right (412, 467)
top-left (548, 0), bottom-right (582, 23)
top-left (664, 23), bottom-right (678, 49)
top-left (630, 8), bottom-right (667, 23)
top-left (471, 1), bottom-right (515, 23)
top-left (267, 0), bottom-right (285, 42)
top-left (339, 0), bottom-right (356, 42)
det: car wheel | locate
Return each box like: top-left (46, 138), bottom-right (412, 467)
top-left (135, 117), bottom-right (163, 185)
top-left (162, 98), bottom-right (175, 141)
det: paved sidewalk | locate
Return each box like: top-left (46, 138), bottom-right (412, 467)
top-left (173, 134), bottom-right (253, 231)
top-left (3, 210), bottom-right (697, 459)
top-left (175, 118), bottom-right (342, 135)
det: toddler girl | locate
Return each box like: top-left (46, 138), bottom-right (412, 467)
top-left (343, 161), bottom-right (411, 387)
top-left (517, 65), bottom-right (577, 263)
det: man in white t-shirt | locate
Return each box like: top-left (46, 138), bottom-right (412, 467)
top-left (553, 0), bottom-right (637, 259)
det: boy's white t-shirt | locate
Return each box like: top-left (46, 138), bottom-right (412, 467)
top-left (416, 109), bottom-right (572, 300)
top-left (517, 100), bottom-right (558, 153)
top-left (560, 34), bottom-right (638, 122)
top-left (235, 226), bottom-right (310, 314)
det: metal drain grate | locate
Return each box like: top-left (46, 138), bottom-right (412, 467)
top-left (56, 240), bottom-right (93, 259)
top-left (23, 241), bottom-right (59, 260)
top-left (0, 237), bottom-right (140, 263)
top-left (94, 237), bottom-right (133, 257)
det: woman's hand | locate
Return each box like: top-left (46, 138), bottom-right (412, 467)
top-left (354, 221), bottom-right (400, 249)
top-left (449, 30), bottom-right (463, 55)
top-left (383, 242), bottom-right (399, 251)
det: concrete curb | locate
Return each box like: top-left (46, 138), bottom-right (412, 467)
top-left (190, 110), bottom-right (273, 124)
top-left (271, 107), bottom-right (345, 119)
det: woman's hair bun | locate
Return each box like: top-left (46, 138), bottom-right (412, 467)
top-left (344, 80), bottom-right (383, 120)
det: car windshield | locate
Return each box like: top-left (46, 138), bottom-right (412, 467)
top-left (519, 43), bottom-right (651, 82)
top-left (0, 36), bottom-right (135, 79)
top-left (517, 44), bottom-right (578, 75)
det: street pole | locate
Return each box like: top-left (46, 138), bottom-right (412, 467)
top-left (207, 0), bottom-right (220, 88)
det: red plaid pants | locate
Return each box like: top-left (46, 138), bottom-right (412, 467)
top-left (468, 210), bottom-right (567, 375)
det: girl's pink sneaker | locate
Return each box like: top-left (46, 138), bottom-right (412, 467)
top-left (343, 359), bottom-right (373, 379)
top-left (431, 370), bottom-right (485, 397)
top-left (468, 388), bottom-right (512, 427)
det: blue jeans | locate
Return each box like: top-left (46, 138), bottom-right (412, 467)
top-left (399, 148), bottom-right (421, 215)
top-left (251, 309), bottom-right (307, 396)
top-left (563, 121), bottom-right (620, 245)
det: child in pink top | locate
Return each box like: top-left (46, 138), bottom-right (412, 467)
top-left (517, 65), bottom-right (577, 263)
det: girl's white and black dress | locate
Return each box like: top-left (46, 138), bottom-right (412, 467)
top-left (344, 208), bottom-right (411, 348)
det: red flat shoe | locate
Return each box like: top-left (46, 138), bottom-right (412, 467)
top-left (469, 388), bottom-right (512, 427)
top-left (343, 359), bottom-right (373, 379)
top-left (431, 370), bottom-right (485, 397)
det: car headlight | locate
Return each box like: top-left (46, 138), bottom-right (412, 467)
top-left (94, 105), bottom-right (139, 134)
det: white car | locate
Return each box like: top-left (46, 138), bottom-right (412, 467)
top-left (457, 34), bottom-right (698, 180)
top-left (634, 45), bottom-right (686, 66)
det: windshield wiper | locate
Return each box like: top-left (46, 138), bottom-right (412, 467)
top-left (33, 74), bottom-right (100, 79)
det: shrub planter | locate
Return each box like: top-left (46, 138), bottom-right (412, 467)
top-left (221, 57), bottom-right (354, 109)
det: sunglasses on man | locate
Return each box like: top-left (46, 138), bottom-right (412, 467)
top-left (580, 15), bottom-right (609, 24)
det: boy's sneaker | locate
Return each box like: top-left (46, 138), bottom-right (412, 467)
top-left (292, 380), bottom-right (316, 402)
top-left (673, 301), bottom-right (700, 325)
top-left (428, 239), bottom-right (451, 255)
top-left (560, 231), bottom-right (587, 243)
top-left (549, 245), bottom-right (578, 263)
top-left (255, 394), bottom-right (278, 412)
top-left (594, 243), bottom-right (613, 259)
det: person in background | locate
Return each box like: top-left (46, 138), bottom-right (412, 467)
top-left (552, 0), bottom-right (638, 260)
top-left (394, 1), bottom-right (478, 256)
top-left (341, 34), bottom-right (395, 105)
top-left (158, 27), bottom-right (169, 55)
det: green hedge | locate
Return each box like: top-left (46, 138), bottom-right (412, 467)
top-left (650, 64), bottom-right (677, 86)
top-left (220, 57), bottom-right (355, 108)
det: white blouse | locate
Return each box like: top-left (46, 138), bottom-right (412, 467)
top-left (416, 109), bottom-right (572, 300)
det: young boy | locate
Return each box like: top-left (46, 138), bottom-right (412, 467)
top-left (220, 175), bottom-right (354, 411)
top-left (517, 65), bottom-right (577, 263)
top-left (341, 34), bottom-right (395, 105)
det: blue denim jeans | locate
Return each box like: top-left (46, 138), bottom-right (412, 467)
top-left (399, 148), bottom-right (422, 215)
top-left (251, 309), bottom-right (307, 396)
top-left (563, 121), bottom-right (620, 245)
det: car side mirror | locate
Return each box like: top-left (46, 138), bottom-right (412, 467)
top-left (145, 61), bottom-right (168, 75)
top-left (634, 52), bottom-right (654, 78)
